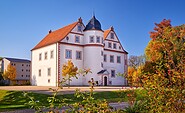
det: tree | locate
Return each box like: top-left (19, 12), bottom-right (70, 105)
top-left (3, 64), bottom-right (16, 84)
top-left (142, 19), bottom-right (185, 112)
top-left (125, 55), bottom-right (145, 87)
top-left (62, 60), bottom-right (78, 87)
top-left (128, 55), bottom-right (145, 69)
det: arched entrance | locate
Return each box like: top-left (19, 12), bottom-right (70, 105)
top-left (104, 76), bottom-right (107, 86)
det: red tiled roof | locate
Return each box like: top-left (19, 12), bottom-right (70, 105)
top-left (104, 29), bottom-right (111, 39)
top-left (32, 21), bottom-right (78, 50)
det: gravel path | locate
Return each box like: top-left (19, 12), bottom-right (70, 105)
top-left (0, 86), bottom-right (130, 95)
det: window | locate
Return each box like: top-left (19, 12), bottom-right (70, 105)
top-left (110, 55), bottom-right (114, 63)
top-left (14, 64), bottom-right (16, 66)
top-left (101, 51), bottom-right (103, 56)
top-left (39, 69), bottom-right (41, 77)
top-left (96, 36), bottom-right (100, 43)
top-left (48, 79), bottom-right (50, 83)
top-left (77, 25), bottom-right (81, 32)
top-left (76, 51), bottom-right (82, 60)
top-left (39, 53), bottom-right (42, 61)
top-left (117, 56), bottom-right (121, 63)
top-left (90, 36), bottom-right (94, 43)
top-left (48, 68), bottom-right (51, 76)
top-left (104, 54), bottom-right (107, 62)
top-left (22, 75), bottom-right (23, 77)
top-left (22, 69), bottom-right (23, 71)
top-left (45, 52), bottom-right (47, 60)
top-left (111, 33), bottom-right (114, 39)
top-left (26, 64), bottom-right (28, 67)
top-left (113, 43), bottom-right (117, 49)
top-left (22, 64), bottom-right (24, 66)
top-left (65, 50), bottom-right (72, 59)
top-left (108, 42), bottom-right (112, 48)
top-left (111, 70), bottom-right (115, 78)
top-left (101, 62), bottom-right (103, 67)
top-left (50, 50), bottom-right (54, 59)
top-left (75, 36), bottom-right (80, 43)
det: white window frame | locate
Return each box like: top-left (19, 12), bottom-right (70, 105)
top-left (44, 52), bottom-right (47, 60)
top-left (75, 36), bottom-right (80, 43)
top-left (48, 68), bottom-right (51, 76)
top-left (89, 36), bottom-right (94, 43)
top-left (104, 54), bottom-right (107, 62)
top-left (39, 53), bottom-right (42, 61)
top-left (77, 25), bottom-right (81, 32)
top-left (111, 70), bottom-right (115, 78)
top-left (110, 55), bottom-right (114, 63)
top-left (96, 36), bottom-right (100, 43)
top-left (76, 51), bottom-right (82, 60)
top-left (39, 69), bottom-right (41, 77)
top-left (65, 49), bottom-right (72, 59)
top-left (117, 56), bottom-right (121, 63)
top-left (50, 50), bottom-right (54, 59)
top-left (108, 42), bottom-right (112, 48)
top-left (111, 33), bottom-right (114, 39)
top-left (113, 43), bottom-right (117, 49)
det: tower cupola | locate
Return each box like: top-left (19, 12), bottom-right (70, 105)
top-left (84, 15), bottom-right (102, 31)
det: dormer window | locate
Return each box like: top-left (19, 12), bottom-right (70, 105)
top-left (108, 42), bottom-right (112, 48)
top-left (111, 33), bottom-right (114, 39)
top-left (96, 36), bottom-right (100, 43)
top-left (75, 36), bottom-right (80, 43)
top-left (90, 36), bottom-right (94, 43)
top-left (113, 43), bottom-right (117, 49)
top-left (77, 25), bottom-right (82, 32)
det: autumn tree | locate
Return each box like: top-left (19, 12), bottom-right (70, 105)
top-left (62, 60), bottom-right (78, 87)
top-left (3, 64), bottom-right (16, 84)
top-left (142, 19), bottom-right (185, 112)
top-left (126, 55), bottom-right (145, 87)
top-left (128, 55), bottom-right (145, 69)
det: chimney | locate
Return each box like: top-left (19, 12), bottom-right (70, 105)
top-left (78, 17), bottom-right (82, 23)
top-left (49, 30), bottom-right (52, 34)
top-left (110, 26), bottom-right (114, 31)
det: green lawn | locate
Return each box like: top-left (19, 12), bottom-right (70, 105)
top-left (0, 89), bottom-right (145, 111)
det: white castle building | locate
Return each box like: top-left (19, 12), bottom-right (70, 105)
top-left (31, 16), bottom-right (128, 86)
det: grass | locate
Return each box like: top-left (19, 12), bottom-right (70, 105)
top-left (0, 88), bottom-right (146, 111)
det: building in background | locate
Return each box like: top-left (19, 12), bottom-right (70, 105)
top-left (31, 16), bottom-right (128, 86)
top-left (0, 57), bottom-right (31, 85)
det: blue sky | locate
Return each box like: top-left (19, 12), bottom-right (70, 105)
top-left (0, 0), bottom-right (185, 59)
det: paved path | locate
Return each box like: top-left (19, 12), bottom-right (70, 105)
top-left (0, 86), bottom-right (130, 95)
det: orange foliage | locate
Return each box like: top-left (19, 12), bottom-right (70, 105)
top-left (3, 64), bottom-right (16, 81)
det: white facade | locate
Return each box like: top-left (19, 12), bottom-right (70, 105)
top-left (31, 17), bottom-right (128, 86)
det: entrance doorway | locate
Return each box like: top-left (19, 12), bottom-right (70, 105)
top-left (104, 76), bottom-right (107, 86)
